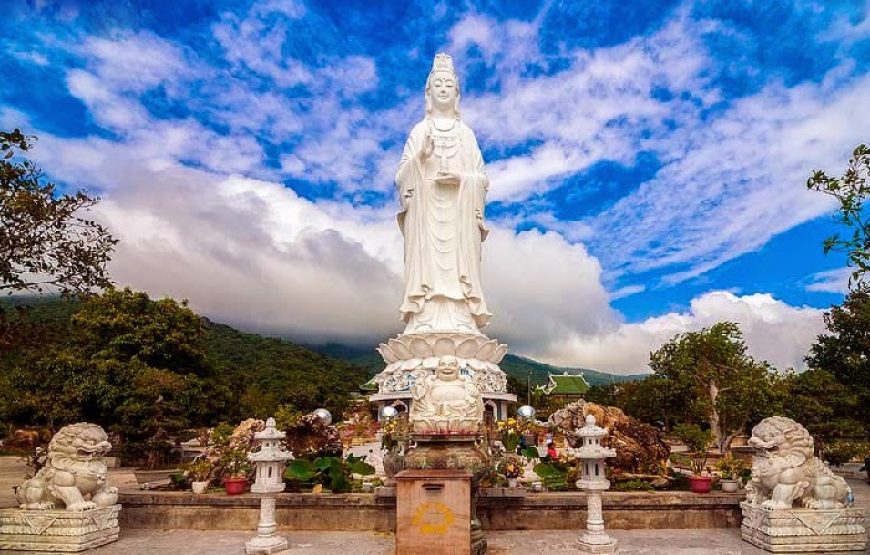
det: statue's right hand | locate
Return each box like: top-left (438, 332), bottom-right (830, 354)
top-left (420, 132), bottom-right (435, 160)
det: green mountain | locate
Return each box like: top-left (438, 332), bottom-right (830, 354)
top-left (308, 343), bottom-right (648, 386)
top-left (5, 296), bottom-right (645, 413)
top-left (1, 296), bottom-right (370, 419)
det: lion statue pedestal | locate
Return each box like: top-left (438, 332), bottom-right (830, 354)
top-left (740, 416), bottom-right (866, 553)
top-left (0, 423), bottom-right (121, 552)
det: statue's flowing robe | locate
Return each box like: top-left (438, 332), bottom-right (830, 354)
top-left (396, 119), bottom-right (491, 330)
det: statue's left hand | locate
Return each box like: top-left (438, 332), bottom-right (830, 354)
top-left (434, 171), bottom-right (461, 187)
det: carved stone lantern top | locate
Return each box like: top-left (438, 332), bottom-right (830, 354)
top-left (249, 418), bottom-right (292, 463)
top-left (575, 415), bottom-right (616, 460)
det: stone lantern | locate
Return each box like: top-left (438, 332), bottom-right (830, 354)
top-left (246, 417), bottom-right (293, 555)
top-left (574, 414), bottom-right (617, 553)
top-left (249, 417), bottom-right (292, 494)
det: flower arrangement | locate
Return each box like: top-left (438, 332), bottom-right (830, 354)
top-left (497, 455), bottom-right (523, 479)
top-left (497, 417), bottom-right (537, 453)
top-left (380, 416), bottom-right (410, 454)
top-left (204, 419), bottom-right (263, 482)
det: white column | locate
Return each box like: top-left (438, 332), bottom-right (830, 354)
top-left (245, 497), bottom-right (288, 554)
top-left (577, 489), bottom-right (617, 552)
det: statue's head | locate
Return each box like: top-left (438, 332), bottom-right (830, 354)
top-left (48, 422), bottom-right (112, 462)
top-left (425, 53), bottom-right (461, 117)
top-left (435, 355), bottom-right (461, 381)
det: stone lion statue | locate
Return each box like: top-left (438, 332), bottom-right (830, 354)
top-left (745, 416), bottom-right (849, 510)
top-left (15, 423), bottom-right (118, 511)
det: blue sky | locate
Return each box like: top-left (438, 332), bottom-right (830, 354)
top-left (1, 0), bottom-right (868, 373)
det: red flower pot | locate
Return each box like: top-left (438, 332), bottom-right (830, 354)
top-left (688, 475), bottom-right (712, 494)
top-left (224, 477), bottom-right (248, 495)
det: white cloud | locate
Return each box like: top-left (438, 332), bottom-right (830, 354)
top-left (593, 74), bottom-right (870, 285)
top-left (456, 15), bottom-right (708, 202)
top-left (446, 10), bottom-right (868, 287)
top-left (610, 284), bottom-right (646, 300)
top-left (542, 291), bottom-right (826, 374)
top-left (31, 130), bottom-right (615, 348)
top-left (80, 31), bottom-right (190, 93)
top-left (2, 1), bottom-right (853, 378)
top-left (483, 228), bottom-right (617, 350)
top-left (805, 267), bottom-right (850, 294)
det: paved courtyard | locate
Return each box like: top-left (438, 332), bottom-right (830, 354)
top-left (2, 458), bottom-right (868, 553)
top-left (0, 528), bottom-right (823, 554)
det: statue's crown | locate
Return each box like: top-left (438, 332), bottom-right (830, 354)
top-left (430, 53), bottom-right (456, 76)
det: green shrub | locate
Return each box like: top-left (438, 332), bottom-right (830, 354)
top-left (612, 479), bottom-right (654, 492)
top-left (822, 441), bottom-right (868, 466)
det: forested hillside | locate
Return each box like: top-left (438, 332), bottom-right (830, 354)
top-left (1, 294), bottom-right (640, 441)
top-left (0, 295), bottom-right (369, 435)
top-left (205, 323), bottom-right (369, 418)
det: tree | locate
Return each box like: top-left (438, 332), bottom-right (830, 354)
top-left (2, 289), bottom-right (229, 442)
top-left (649, 322), bottom-right (779, 451)
top-left (782, 368), bottom-right (863, 451)
top-left (620, 375), bottom-right (700, 431)
top-left (806, 143), bottom-right (870, 287)
top-left (805, 287), bottom-right (870, 438)
top-left (0, 128), bottom-right (116, 295)
top-left (71, 288), bottom-right (210, 376)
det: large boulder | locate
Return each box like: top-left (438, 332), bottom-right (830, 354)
top-left (549, 400), bottom-right (669, 477)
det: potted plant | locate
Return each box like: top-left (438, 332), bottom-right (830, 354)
top-left (497, 455), bottom-right (522, 488)
top-left (220, 446), bottom-right (251, 495)
top-left (674, 424), bottom-right (714, 493)
top-left (499, 419), bottom-right (520, 454)
top-left (131, 428), bottom-right (183, 486)
top-left (715, 454), bottom-right (746, 493)
top-left (183, 457), bottom-right (213, 494)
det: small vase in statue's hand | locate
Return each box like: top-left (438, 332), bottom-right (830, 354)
top-left (434, 170), bottom-right (460, 187)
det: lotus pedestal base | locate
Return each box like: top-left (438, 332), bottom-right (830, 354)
top-left (0, 504), bottom-right (121, 552)
top-left (370, 333), bottom-right (516, 420)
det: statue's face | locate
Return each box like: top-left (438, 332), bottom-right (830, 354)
top-left (436, 357), bottom-right (460, 381)
top-left (429, 70), bottom-right (457, 112)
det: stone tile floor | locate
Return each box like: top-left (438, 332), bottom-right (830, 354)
top-left (2, 458), bottom-right (868, 553)
top-left (6, 527), bottom-right (866, 554)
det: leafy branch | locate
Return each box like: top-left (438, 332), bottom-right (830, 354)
top-left (807, 144), bottom-right (870, 287)
top-left (1, 128), bottom-right (117, 295)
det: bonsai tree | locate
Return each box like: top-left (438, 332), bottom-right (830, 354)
top-left (715, 453), bottom-right (747, 480)
top-left (183, 456), bottom-right (214, 483)
top-left (219, 445), bottom-right (252, 480)
top-left (674, 423), bottom-right (714, 475)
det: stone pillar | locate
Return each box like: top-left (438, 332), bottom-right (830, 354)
top-left (579, 492), bottom-right (616, 551)
top-left (245, 497), bottom-right (287, 554)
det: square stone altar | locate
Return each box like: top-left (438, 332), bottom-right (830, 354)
top-left (0, 504), bottom-right (121, 552)
top-left (740, 501), bottom-right (866, 553)
top-left (396, 469), bottom-right (472, 555)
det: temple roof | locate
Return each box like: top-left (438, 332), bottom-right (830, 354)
top-left (538, 371), bottom-right (590, 395)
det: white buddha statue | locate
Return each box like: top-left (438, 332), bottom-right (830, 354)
top-left (409, 355), bottom-right (484, 434)
top-left (396, 53), bottom-right (491, 334)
